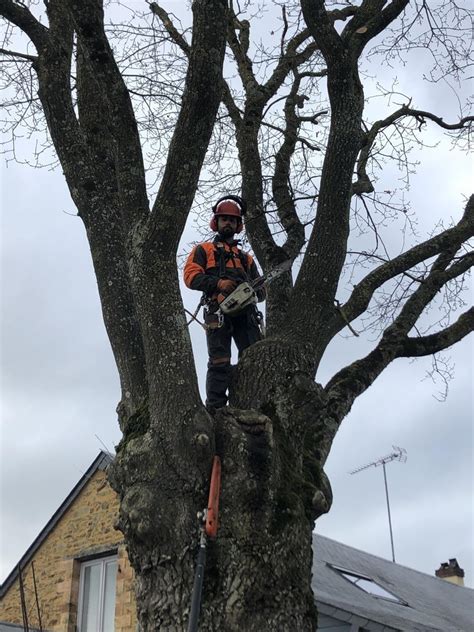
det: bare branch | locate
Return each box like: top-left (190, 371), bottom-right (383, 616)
top-left (149, 2), bottom-right (242, 131)
top-left (325, 247), bottom-right (473, 425)
top-left (353, 102), bottom-right (474, 196)
top-left (338, 196), bottom-right (474, 331)
top-left (33, 2), bottom-right (87, 189)
top-left (399, 308), bottom-right (474, 357)
top-left (263, 28), bottom-right (318, 99)
top-left (0, 47), bottom-right (37, 61)
top-left (221, 80), bottom-right (243, 128)
top-left (149, 2), bottom-right (190, 55)
top-left (384, 250), bottom-right (473, 337)
top-left (402, 108), bottom-right (474, 131)
top-left (227, 9), bottom-right (258, 94)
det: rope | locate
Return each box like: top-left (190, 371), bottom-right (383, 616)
top-left (185, 306), bottom-right (207, 330)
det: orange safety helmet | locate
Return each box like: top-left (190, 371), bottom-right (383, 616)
top-left (210, 195), bottom-right (247, 233)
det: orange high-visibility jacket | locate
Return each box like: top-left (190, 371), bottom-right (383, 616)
top-left (184, 238), bottom-right (264, 299)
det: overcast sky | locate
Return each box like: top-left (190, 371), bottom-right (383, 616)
top-left (1, 0), bottom-right (473, 594)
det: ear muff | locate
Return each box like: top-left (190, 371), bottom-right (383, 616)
top-left (209, 216), bottom-right (243, 233)
top-left (211, 195), bottom-right (246, 233)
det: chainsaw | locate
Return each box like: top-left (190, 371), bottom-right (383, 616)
top-left (219, 259), bottom-right (292, 316)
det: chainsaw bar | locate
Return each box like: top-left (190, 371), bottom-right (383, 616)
top-left (251, 258), bottom-right (292, 289)
top-left (219, 259), bottom-right (292, 316)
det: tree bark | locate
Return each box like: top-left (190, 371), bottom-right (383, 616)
top-left (109, 336), bottom-right (332, 631)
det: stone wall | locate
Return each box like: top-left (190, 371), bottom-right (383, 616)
top-left (0, 468), bottom-right (137, 632)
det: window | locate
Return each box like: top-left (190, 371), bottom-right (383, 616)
top-left (328, 564), bottom-right (405, 604)
top-left (77, 555), bottom-right (118, 632)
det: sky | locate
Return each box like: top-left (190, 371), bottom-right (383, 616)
top-left (1, 0), bottom-right (473, 594)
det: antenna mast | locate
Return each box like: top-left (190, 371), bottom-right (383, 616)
top-left (350, 446), bottom-right (407, 563)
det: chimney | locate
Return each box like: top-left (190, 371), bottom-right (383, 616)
top-left (435, 558), bottom-right (465, 587)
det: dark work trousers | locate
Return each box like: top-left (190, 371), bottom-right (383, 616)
top-left (205, 307), bottom-right (262, 408)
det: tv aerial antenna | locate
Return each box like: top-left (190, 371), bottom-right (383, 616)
top-left (350, 446), bottom-right (407, 563)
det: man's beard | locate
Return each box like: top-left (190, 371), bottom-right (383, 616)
top-left (218, 226), bottom-right (235, 239)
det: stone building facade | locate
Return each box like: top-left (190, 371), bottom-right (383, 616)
top-left (0, 452), bottom-right (136, 632)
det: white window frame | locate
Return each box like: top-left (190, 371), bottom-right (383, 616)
top-left (77, 554), bottom-right (118, 632)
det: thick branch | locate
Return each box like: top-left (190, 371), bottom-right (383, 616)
top-left (342, 0), bottom-right (410, 57)
top-left (264, 5), bottom-right (357, 98)
top-left (237, 113), bottom-right (279, 268)
top-left (300, 0), bottom-right (344, 63)
top-left (289, 2), bottom-right (367, 349)
top-left (34, 2), bottom-right (89, 196)
top-left (322, 341), bottom-right (400, 462)
top-left (327, 6), bottom-right (358, 23)
top-left (67, 0), bottom-right (149, 231)
top-left (402, 108), bottom-right (474, 131)
top-left (227, 11), bottom-right (259, 95)
top-left (20, 0), bottom-right (148, 416)
top-left (399, 308), bottom-right (474, 357)
top-left (272, 75), bottom-right (306, 260)
top-left (148, 0), bottom-right (228, 253)
top-left (264, 74), bottom-right (309, 334)
top-left (75, 42), bottom-right (148, 417)
top-left (0, 0), bottom-right (48, 50)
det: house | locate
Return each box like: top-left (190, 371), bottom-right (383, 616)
top-left (1, 451), bottom-right (472, 631)
top-left (0, 452), bottom-right (135, 632)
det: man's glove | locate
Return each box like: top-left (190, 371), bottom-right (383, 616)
top-left (217, 279), bottom-right (237, 294)
top-left (216, 278), bottom-right (238, 304)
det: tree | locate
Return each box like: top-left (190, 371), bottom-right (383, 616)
top-left (1, 0), bottom-right (472, 629)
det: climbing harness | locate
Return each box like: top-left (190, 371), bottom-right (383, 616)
top-left (187, 455), bottom-right (222, 632)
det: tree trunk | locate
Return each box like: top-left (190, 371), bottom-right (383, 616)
top-left (109, 338), bottom-right (331, 631)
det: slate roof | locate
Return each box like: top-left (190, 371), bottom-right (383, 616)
top-left (1, 451), bottom-right (472, 632)
top-left (312, 533), bottom-right (473, 631)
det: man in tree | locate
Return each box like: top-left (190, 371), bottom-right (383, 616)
top-left (184, 195), bottom-right (266, 410)
top-left (0, 0), bottom-right (472, 629)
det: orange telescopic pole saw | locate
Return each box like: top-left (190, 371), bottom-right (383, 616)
top-left (187, 456), bottom-right (222, 632)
